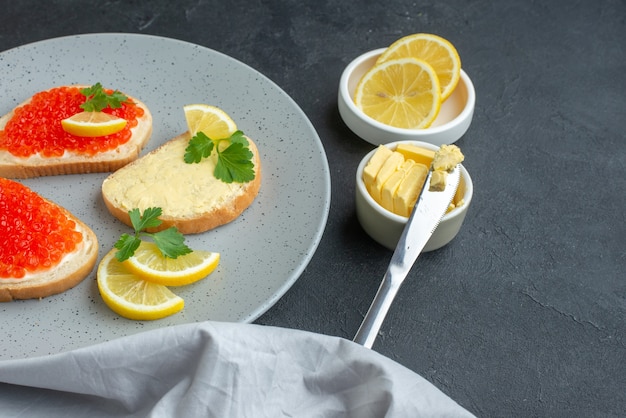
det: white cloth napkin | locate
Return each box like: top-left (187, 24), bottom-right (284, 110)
top-left (0, 321), bottom-right (474, 417)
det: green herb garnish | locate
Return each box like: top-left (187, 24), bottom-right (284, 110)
top-left (80, 82), bottom-right (130, 112)
top-left (183, 130), bottom-right (255, 184)
top-left (114, 207), bottom-right (192, 262)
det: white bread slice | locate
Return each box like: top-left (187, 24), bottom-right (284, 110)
top-left (101, 132), bottom-right (261, 234)
top-left (0, 184), bottom-right (99, 302)
top-left (0, 85), bottom-right (153, 179)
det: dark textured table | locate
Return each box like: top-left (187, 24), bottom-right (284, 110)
top-left (2, 1), bottom-right (624, 416)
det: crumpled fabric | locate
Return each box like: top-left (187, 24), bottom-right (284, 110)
top-left (0, 321), bottom-right (474, 417)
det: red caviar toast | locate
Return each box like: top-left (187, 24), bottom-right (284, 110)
top-left (0, 85), bottom-right (152, 179)
top-left (0, 178), bottom-right (98, 301)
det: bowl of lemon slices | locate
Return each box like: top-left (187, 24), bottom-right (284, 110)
top-left (338, 33), bottom-right (475, 146)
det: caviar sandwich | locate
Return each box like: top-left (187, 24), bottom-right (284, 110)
top-left (0, 83), bottom-right (152, 178)
top-left (0, 178), bottom-right (98, 301)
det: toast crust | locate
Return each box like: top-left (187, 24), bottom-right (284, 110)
top-left (102, 132), bottom-right (262, 234)
top-left (0, 206), bottom-right (98, 302)
top-left (0, 85), bottom-right (153, 179)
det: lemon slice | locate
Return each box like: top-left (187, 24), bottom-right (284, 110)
top-left (61, 111), bottom-right (127, 137)
top-left (354, 57), bottom-right (441, 129)
top-left (183, 104), bottom-right (237, 138)
top-left (97, 249), bottom-right (184, 320)
top-left (377, 33), bottom-right (461, 100)
top-left (124, 242), bottom-right (220, 286)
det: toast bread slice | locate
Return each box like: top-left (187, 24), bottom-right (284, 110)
top-left (0, 85), bottom-right (152, 179)
top-left (0, 181), bottom-right (99, 302)
top-left (102, 132), bottom-right (261, 234)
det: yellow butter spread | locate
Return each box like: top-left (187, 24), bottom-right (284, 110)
top-left (431, 144), bottom-right (464, 171)
top-left (428, 144), bottom-right (464, 192)
top-left (428, 170), bottom-right (448, 191)
top-left (102, 136), bottom-right (247, 218)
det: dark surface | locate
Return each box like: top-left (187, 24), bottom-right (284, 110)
top-left (2, 1), bottom-right (624, 416)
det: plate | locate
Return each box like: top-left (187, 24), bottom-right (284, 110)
top-left (0, 34), bottom-right (331, 359)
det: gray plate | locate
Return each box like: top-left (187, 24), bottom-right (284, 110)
top-left (0, 34), bottom-right (331, 359)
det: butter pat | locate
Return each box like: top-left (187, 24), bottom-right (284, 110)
top-left (380, 159), bottom-right (415, 212)
top-left (394, 163), bottom-right (428, 217)
top-left (369, 151), bottom-right (404, 203)
top-left (362, 145), bottom-right (393, 190)
top-left (395, 143), bottom-right (436, 167)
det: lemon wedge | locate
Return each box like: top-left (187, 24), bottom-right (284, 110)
top-left (61, 111), bottom-right (127, 137)
top-left (354, 57), bottom-right (441, 129)
top-left (124, 242), bottom-right (220, 286)
top-left (377, 33), bottom-right (461, 101)
top-left (183, 104), bottom-right (237, 138)
top-left (97, 249), bottom-right (184, 320)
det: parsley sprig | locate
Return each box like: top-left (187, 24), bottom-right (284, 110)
top-left (183, 130), bottom-right (255, 184)
top-left (114, 207), bottom-right (192, 262)
top-left (80, 82), bottom-right (130, 112)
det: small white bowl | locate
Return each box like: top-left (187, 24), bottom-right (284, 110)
top-left (338, 48), bottom-right (476, 146)
top-left (355, 141), bottom-right (473, 251)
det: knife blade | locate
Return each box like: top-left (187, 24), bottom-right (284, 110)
top-left (353, 165), bottom-right (461, 348)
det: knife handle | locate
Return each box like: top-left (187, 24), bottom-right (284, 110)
top-left (353, 267), bottom-right (404, 348)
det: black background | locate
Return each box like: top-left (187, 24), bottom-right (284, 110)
top-left (2, 1), bottom-right (625, 416)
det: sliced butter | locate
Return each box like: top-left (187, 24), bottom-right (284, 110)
top-left (395, 143), bottom-right (436, 167)
top-left (380, 159), bottom-right (415, 212)
top-left (394, 163), bottom-right (428, 217)
top-left (362, 145), bottom-right (393, 190)
top-left (369, 151), bottom-right (404, 204)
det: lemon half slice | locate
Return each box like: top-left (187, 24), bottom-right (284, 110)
top-left (61, 111), bottom-right (127, 137)
top-left (124, 242), bottom-right (220, 286)
top-left (97, 249), bottom-right (184, 321)
top-left (183, 104), bottom-right (237, 138)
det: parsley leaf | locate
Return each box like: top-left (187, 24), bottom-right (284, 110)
top-left (184, 132), bottom-right (215, 164)
top-left (113, 233), bottom-right (141, 262)
top-left (129, 207), bottom-right (163, 231)
top-left (114, 207), bottom-right (192, 262)
top-left (79, 82), bottom-right (130, 112)
top-left (214, 142), bottom-right (255, 183)
top-left (184, 130), bottom-right (255, 184)
top-left (151, 227), bottom-right (190, 259)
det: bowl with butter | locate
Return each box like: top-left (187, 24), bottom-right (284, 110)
top-left (355, 140), bottom-right (473, 251)
top-left (338, 48), bottom-right (475, 146)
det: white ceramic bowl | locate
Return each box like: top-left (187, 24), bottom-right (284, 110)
top-left (338, 48), bottom-right (476, 146)
top-left (355, 141), bottom-right (473, 251)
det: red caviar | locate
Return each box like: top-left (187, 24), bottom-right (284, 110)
top-left (0, 86), bottom-right (144, 157)
top-left (0, 178), bottom-right (83, 279)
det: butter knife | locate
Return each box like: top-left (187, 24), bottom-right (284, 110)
top-left (353, 165), bottom-right (461, 348)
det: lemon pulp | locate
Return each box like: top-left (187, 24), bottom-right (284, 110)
top-left (124, 241), bottom-right (220, 286)
top-left (97, 249), bottom-right (185, 320)
top-left (354, 57), bottom-right (441, 129)
top-left (183, 104), bottom-right (237, 138)
top-left (61, 111), bottom-right (127, 137)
